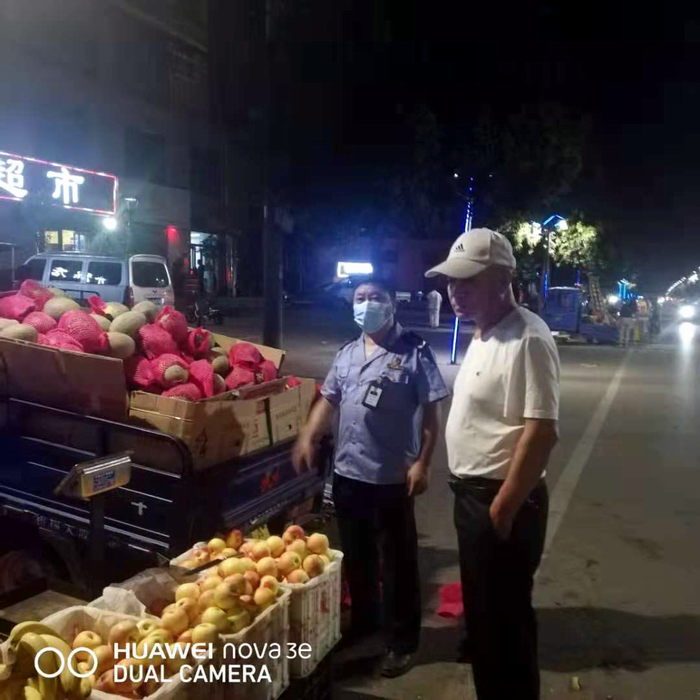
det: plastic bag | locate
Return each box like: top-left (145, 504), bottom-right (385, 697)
top-left (57, 310), bottom-right (109, 353)
top-left (22, 311), bottom-right (57, 334)
top-left (40, 330), bottom-right (84, 353)
top-left (138, 323), bottom-right (179, 359)
top-left (163, 383), bottom-right (202, 401)
top-left (225, 366), bottom-right (256, 390)
top-left (156, 306), bottom-right (189, 343)
top-left (228, 342), bottom-right (264, 370)
top-left (0, 293), bottom-right (35, 321)
top-left (19, 280), bottom-right (53, 310)
top-left (188, 359), bottom-right (215, 398)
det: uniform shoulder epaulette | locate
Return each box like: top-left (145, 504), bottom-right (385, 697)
top-left (402, 330), bottom-right (428, 350)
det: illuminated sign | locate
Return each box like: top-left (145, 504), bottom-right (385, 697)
top-left (336, 261), bottom-right (373, 278)
top-left (0, 150), bottom-right (117, 215)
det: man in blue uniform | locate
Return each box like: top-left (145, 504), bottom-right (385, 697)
top-left (293, 278), bottom-right (449, 678)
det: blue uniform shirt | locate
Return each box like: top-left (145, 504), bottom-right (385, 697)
top-left (321, 323), bottom-right (450, 485)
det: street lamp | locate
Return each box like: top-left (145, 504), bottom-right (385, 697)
top-left (102, 217), bottom-right (117, 231)
top-left (538, 214), bottom-right (568, 313)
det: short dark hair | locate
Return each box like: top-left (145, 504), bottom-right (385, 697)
top-left (353, 277), bottom-right (396, 300)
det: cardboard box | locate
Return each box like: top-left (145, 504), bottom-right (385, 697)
top-left (0, 333), bottom-right (309, 471)
top-left (0, 338), bottom-right (127, 421)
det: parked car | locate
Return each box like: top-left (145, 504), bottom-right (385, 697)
top-left (17, 252), bottom-right (175, 307)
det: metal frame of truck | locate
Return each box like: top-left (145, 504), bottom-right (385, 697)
top-left (0, 397), bottom-right (331, 596)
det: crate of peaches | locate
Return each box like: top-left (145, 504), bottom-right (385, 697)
top-left (173, 525), bottom-right (342, 678)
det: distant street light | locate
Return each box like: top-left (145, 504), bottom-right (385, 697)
top-left (607, 294), bottom-right (619, 305)
top-left (102, 217), bottom-right (117, 231)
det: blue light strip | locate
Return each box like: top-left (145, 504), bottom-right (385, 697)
top-left (450, 317), bottom-right (460, 364)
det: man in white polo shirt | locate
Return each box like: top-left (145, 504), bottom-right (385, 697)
top-left (426, 229), bottom-right (560, 700)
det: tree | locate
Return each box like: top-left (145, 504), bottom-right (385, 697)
top-left (458, 102), bottom-right (586, 227)
top-left (549, 221), bottom-right (599, 272)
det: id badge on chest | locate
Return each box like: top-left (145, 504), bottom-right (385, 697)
top-left (362, 380), bottom-right (385, 409)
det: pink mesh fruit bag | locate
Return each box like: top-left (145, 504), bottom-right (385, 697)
top-left (23, 312), bottom-right (57, 334)
top-left (189, 359), bottom-right (215, 398)
top-left (228, 342), bottom-right (264, 370)
top-left (138, 324), bottom-right (179, 359)
top-left (225, 366), bottom-right (256, 390)
top-left (124, 355), bottom-right (157, 390)
top-left (156, 306), bottom-right (189, 343)
top-left (163, 383), bottom-right (202, 401)
top-left (40, 330), bottom-right (84, 353)
top-left (185, 328), bottom-right (211, 359)
top-left (19, 281), bottom-right (53, 311)
top-left (87, 295), bottom-right (106, 315)
top-left (151, 354), bottom-right (189, 389)
top-left (57, 310), bottom-right (109, 353)
top-left (0, 293), bottom-right (35, 321)
top-left (259, 359), bottom-right (278, 383)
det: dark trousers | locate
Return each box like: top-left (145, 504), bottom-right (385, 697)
top-left (333, 473), bottom-right (421, 654)
top-left (451, 477), bottom-right (548, 700)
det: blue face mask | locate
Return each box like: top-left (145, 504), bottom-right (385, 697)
top-left (353, 300), bottom-right (394, 333)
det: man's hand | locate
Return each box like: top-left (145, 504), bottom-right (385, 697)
top-left (489, 500), bottom-right (515, 541)
top-left (406, 461), bottom-right (429, 497)
top-left (292, 434), bottom-right (318, 475)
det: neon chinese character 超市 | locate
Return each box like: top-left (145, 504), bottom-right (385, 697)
top-left (0, 158), bottom-right (28, 199)
top-left (47, 166), bottom-right (84, 205)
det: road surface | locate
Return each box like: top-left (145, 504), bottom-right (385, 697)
top-left (219, 307), bottom-right (700, 699)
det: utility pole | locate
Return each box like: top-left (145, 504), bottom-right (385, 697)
top-left (262, 0), bottom-right (283, 348)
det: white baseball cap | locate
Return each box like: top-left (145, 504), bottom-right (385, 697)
top-left (425, 228), bottom-right (516, 279)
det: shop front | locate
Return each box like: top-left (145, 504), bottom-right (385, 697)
top-left (0, 149), bottom-right (118, 282)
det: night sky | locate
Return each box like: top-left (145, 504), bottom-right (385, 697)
top-left (275, 1), bottom-right (698, 291)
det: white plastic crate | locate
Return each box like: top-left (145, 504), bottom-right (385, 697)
top-left (0, 606), bottom-right (193, 700)
top-left (88, 567), bottom-right (290, 700)
top-left (216, 587), bottom-right (291, 700)
top-left (280, 550), bottom-right (343, 678)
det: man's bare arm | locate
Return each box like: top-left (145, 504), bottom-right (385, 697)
top-left (292, 397), bottom-right (336, 473)
top-left (407, 401), bottom-right (440, 496)
top-left (490, 418), bottom-right (558, 538)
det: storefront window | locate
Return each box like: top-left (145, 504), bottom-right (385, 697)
top-left (45, 231), bottom-right (60, 251)
top-left (43, 230), bottom-right (88, 252)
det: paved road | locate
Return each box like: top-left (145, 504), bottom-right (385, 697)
top-left (219, 308), bottom-right (700, 699)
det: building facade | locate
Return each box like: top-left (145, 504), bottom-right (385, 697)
top-left (0, 0), bottom-right (234, 294)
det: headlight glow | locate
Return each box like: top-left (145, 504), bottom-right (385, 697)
top-left (679, 305), bottom-right (696, 319)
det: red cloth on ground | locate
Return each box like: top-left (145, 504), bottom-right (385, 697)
top-left (436, 582), bottom-right (464, 618)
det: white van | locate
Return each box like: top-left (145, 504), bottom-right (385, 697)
top-left (18, 253), bottom-right (175, 307)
